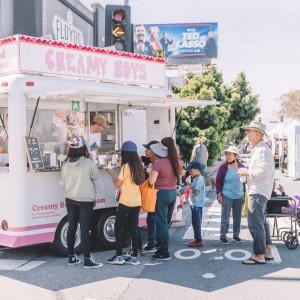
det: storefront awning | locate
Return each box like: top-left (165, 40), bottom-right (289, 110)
top-left (25, 90), bottom-right (218, 108)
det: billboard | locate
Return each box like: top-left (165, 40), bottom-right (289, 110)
top-left (133, 23), bottom-right (218, 58)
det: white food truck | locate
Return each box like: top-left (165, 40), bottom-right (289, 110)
top-left (0, 35), bottom-right (214, 256)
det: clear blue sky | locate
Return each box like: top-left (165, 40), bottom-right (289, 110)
top-left (80, 0), bottom-right (300, 124)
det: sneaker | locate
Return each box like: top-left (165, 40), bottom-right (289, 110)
top-left (188, 241), bottom-right (204, 247)
top-left (124, 249), bottom-right (142, 258)
top-left (220, 238), bottom-right (229, 245)
top-left (125, 256), bottom-right (140, 266)
top-left (142, 245), bottom-right (157, 253)
top-left (107, 255), bottom-right (126, 265)
top-left (83, 255), bottom-right (103, 269)
top-left (68, 254), bottom-right (81, 266)
top-left (233, 236), bottom-right (243, 243)
top-left (154, 248), bottom-right (162, 255)
top-left (152, 252), bottom-right (171, 260)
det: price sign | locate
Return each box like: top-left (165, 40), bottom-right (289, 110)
top-left (24, 137), bottom-right (44, 170)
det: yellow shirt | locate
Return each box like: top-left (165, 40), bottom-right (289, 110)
top-left (118, 163), bottom-right (141, 207)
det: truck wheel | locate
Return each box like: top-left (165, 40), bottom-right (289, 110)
top-left (92, 210), bottom-right (116, 250)
top-left (50, 216), bottom-right (82, 257)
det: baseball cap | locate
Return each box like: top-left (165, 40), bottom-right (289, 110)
top-left (116, 141), bottom-right (137, 152)
top-left (69, 136), bottom-right (87, 148)
top-left (93, 115), bottom-right (110, 128)
top-left (142, 140), bottom-right (159, 149)
top-left (184, 161), bottom-right (202, 171)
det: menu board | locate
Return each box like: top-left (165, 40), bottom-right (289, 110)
top-left (24, 137), bottom-right (44, 170)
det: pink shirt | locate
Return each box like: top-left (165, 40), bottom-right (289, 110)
top-left (152, 158), bottom-right (177, 190)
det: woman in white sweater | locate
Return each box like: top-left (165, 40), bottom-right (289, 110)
top-left (62, 135), bottom-right (102, 269)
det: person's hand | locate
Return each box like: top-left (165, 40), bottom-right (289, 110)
top-left (107, 150), bottom-right (117, 155)
top-left (177, 191), bottom-right (181, 197)
top-left (88, 152), bottom-right (93, 160)
top-left (105, 168), bottom-right (114, 175)
top-left (217, 194), bottom-right (223, 204)
top-left (187, 182), bottom-right (192, 187)
top-left (94, 200), bottom-right (96, 208)
top-left (277, 184), bottom-right (285, 193)
top-left (238, 168), bottom-right (249, 177)
top-left (0, 146), bottom-right (4, 153)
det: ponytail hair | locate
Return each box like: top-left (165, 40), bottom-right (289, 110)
top-left (161, 137), bottom-right (180, 182)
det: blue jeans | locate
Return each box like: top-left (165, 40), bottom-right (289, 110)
top-left (146, 212), bottom-right (157, 248)
top-left (155, 189), bottom-right (177, 254)
top-left (248, 194), bottom-right (272, 254)
top-left (199, 164), bottom-right (205, 177)
top-left (220, 194), bottom-right (245, 239)
top-left (191, 206), bottom-right (203, 242)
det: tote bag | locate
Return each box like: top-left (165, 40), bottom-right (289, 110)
top-left (140, 179), bottom-right (157, 212)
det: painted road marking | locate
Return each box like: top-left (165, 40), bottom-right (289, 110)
top-left (15, 260), bottom-right (46, 271)
top-left (202, 273), bottom-right (216, 278)
top-left (0, 259), bottom-right (46, 271)
top-left (174, 249), bottom-right (201, 260)
top-left (224, 249), bottom-right (251, 261)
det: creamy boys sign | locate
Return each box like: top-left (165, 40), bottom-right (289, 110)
top-left (0, 36), bottom-right (166, 87)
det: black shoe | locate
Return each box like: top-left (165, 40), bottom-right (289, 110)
top-left (142, 245), bottom-right (156, 253)
top-left (83, 255), bottom-right (103, 268)
top-left (154, 248), bottom-right (162, 255)
top-left (233, 236), bottom-right (243, 243)
top-left (220, 238), bottom-right (229, 245)
top-left (68, 254), bottom-right (81, 266)
top-left (152, 252), bottom-right (171, 260)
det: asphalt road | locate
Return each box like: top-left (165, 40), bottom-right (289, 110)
top-left (0, 170), bottom-right (299, 300)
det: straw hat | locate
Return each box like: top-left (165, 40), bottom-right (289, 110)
top-left (241, 121), bottom-right (268, 137)
top-left (222, 146), bottom-right (239, 156)
top-left (93, 115), bottom-right (110, 128)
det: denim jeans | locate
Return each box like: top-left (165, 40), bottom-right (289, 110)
top-left (191, 206), bottom-right (203, 242)
top-left (146, 212), bottom-right (157, 248)
top-left (220, 194), bottom-right (245, 239)
top-left (66, 198), bottom-right (94, 257)
top-left (115, 203), bottom-right (140, 257)
top-left (155, 189), bottom-right (177, 254)
top-left (248, 194), bottom-right (272, 254)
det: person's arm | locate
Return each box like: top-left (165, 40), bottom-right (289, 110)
top-left (106, 168), bottom-right (123, 188)
top-left (216, 165), bottom-right (224, 204)
top-left (107, 150), bottom-right (121, 156)
top-left (90, 163), bottom-right (100, 181)
top-left (187, 181), bottom-right (199, 195)
top-left (277, 184), bottom-right (286, 196)
top-left (248, 149), bottom-right (273, 180)
top-left (148, 170), bottom-right (159, 185)
top-left (190, 146), bottom-right (197, 162)
top-left (0, 146), bottom-right (4, 153)
top-left (206, 151), bottom-right (209, 162)
top-left (96, 148), bottom-right (99, 164)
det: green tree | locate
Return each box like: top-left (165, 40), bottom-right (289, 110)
top-left (173, 67), bottom-right (260, 166)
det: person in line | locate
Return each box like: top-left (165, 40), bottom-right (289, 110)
top-left (141, 141), bottom-right (160, 253)
top-left (190, 137), bottom-right (208, 177)
top-left (216, 146), bottom-right (245, 245)
top-left (65, 114), bottom-right (110, 165)
top-left (238, 121), bottom-right (275, 265)
top-left (184, 161), bottom-right (205, 247)
top-left (148, 137), bottom-right (180, 260)
top-left (61, 136), bottom-right (102, 268)
top-left (106, 141), bottom-right (145, 266)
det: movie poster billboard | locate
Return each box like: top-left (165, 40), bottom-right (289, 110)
top-left (133, 23), bottom-right (218, 58)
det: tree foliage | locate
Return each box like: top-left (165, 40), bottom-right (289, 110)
top-left (278, 90), bottom-right (300, 120)
top-left (173, 66), bottom-right (260, 166)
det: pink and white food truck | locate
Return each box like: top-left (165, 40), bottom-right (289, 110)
top-left (0, 35), bottom-right (214, 256)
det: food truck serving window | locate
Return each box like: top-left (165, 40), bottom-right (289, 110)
top-left (0, 108), bottom-right (9, 169)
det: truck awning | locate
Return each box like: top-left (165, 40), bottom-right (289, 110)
top-left (25, 90), bottom-right (218, 108)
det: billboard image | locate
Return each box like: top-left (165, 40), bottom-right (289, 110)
top-left (133, 23), bottom-right (218, 58)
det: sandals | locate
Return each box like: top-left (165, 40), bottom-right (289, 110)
top-left (242, 258), bottom-right (265, 265)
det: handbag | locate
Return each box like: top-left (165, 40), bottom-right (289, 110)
top-left (243, 192), bottom-right (248, 216)
top-left (140, 179), bottom-right (158, 212)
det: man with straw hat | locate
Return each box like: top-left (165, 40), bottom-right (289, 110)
top-left (238, 121), bottom-right (275, 265)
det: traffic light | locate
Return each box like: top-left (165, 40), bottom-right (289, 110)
top-left (105, 5), bottom-right (132, 52)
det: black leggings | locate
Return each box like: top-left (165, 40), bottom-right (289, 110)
top-left (115, 203), bottom-right (140, 257)
top-left (66, 198), bottom-right (94, 257)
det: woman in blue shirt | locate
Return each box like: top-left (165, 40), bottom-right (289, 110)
top-left (216, 146), bottom-right (245, 245)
